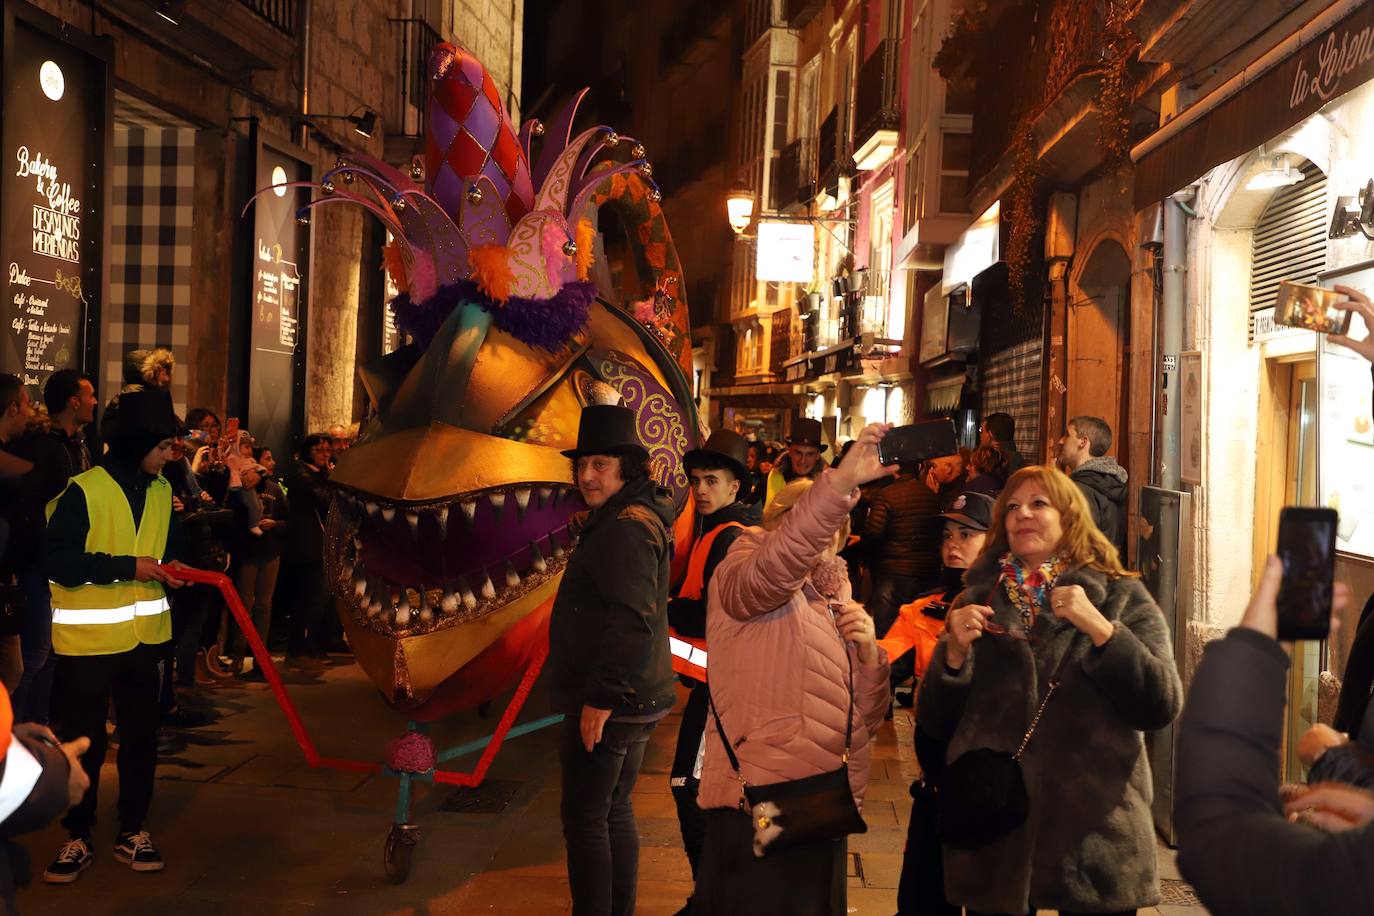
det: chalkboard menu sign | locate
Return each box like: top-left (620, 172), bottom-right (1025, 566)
top-left (0, 4), bottom-right (109, 389)
top-left (245, 133), bottom-right (310, 462)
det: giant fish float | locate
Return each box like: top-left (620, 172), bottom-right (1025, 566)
top-left (222, 41), bottom-right (704, 882)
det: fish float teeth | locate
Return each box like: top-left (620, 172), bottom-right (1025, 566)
top-left (353, 576), bottom-right (367, 598)
top-left (381, 506), bottom-right (396, 522)
top-left (530, 541), bottom-right (547, 573)
top-left (461, 500), bottom-right (477, 521)
top-left (479, 573), bottom-right (496, 600)
top-left (550, 532), bottom-right (565, 558)
top-left (538, 486), bottom-right (553, 508)
top-left (366, 598), bottom-right (382, 617)
top-left (514, 488), bottom-right (531, 510)
top-left (436, 505), bottom-right (449, 539)
top-left (440, 587), bottom-right (459, 614)
top-left (404, 510), bottom-right (419, 536)
top-left (488, 492), bottom-right (506, 511)
top-left (395, 603), bottom-right (411, 627)
top-left (364, 500), bottom-right (378, 519)
top-left (505, 562), bottom-right (521, 588)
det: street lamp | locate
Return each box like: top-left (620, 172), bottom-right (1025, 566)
top-left (726, 180), bottom-right (756, 235)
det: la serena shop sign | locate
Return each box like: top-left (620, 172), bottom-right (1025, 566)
top-left (1289, 15), bottom-right (1374, 110)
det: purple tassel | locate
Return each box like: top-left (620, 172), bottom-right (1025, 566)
top-left (389, 279), bottom-right (595, 352)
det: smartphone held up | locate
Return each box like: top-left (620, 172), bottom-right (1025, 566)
top-left (877, 418), bottom-right (959, 467)
top-left (1275, 506), bottom-right (1339, 641)
top-left (1275, 281), bottom-right (1354, 336)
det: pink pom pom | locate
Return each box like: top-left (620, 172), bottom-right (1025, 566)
top-left (386, 730), bottom-right (437, 774)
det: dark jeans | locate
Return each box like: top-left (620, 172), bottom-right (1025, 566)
top-left (280, 562), bottom-right (329, 656)
top-left (12, 568), bottom-right (54, 724)
top-left (896, 779), bottom-right (958, 916)
top-left (52, 641), bottom-right (166, 839)
top-left (171, 583), bottom-right (217, 684)
top-left (693, 807), bottom-right (847, 915)
top-left (669, 684), bottom-right (709, 879)
top-left (559, 716), bottom-right (657, 916)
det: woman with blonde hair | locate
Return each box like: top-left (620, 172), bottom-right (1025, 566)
top-left (691, 424), bottom-right (895, 915)
top-left (917, 465), bottom-right (1182, 916)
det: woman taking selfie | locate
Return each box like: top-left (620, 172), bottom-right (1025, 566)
top-left (917, 466), bottom-right (1183, 916)
top-left (692, 423), bottom-right (895, 915)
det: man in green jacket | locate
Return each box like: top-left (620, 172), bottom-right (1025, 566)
top-left (41, 388), bottom-right (187, 884)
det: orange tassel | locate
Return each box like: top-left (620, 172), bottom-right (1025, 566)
top-left (381, 241), bottom-right (409, 293)
top-left (575, 220), bottom-right (595, 282)
top-left (468, 245), bottom-right (515, 304)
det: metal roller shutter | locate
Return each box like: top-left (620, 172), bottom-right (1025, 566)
top-left (1249, 161), bottom-right (1328, 316)
top-left (982, 339), bottom-right (1043, 459)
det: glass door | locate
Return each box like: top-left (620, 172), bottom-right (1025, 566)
top-left (1285, 361), bottom-right (1320, 778)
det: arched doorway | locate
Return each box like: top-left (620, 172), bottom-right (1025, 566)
top-left (1068, 239), bottom-right (1132, 457)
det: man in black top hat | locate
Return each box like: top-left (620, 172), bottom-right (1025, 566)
top-left (764, 416), bottom-right (828, 507)
top-left (665, 429), bottom-right (760, 912)
top-left (547, 403), bottom-right (677, 916)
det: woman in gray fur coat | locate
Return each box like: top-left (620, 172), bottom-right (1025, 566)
top-left (917, 466), bottom-right (1183, 915)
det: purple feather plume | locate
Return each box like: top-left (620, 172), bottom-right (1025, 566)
top-left (390, 279), bottom-right (595, 352)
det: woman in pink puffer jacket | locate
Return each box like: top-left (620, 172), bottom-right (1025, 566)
top-left (691, 424), bottom-right (894, 916)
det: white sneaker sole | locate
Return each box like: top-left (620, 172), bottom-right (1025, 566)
top-left (42, 858), bottom-right (91, 884)
top-left (114, 850), bottom-right (165, 872)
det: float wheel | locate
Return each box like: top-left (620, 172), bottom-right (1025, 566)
top-left (383, 823), bottom-right (420, 884)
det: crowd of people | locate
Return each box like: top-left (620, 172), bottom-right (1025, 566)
top-left (550, 290), bottom-right (1374, 916)
top-left (0, 348), bottom-right (357, 902)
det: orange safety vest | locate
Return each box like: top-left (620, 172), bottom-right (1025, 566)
top-left (677, 521), bottom-right (746, 601)
top-left (668, 520), bottom-right (746, 681)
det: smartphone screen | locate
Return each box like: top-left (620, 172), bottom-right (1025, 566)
top-left (877, 419), bottom-right (958, 467)
top-left (1275, 506), bottom-right (1338, 641)
top-left (1275, 281), bottom-right (1354, 335)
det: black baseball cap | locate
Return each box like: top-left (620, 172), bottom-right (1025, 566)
top-left (941, 491), bottom-right (994, 531)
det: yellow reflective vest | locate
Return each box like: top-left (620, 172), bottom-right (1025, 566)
top-left (46, 467), bottom-right (173, 657)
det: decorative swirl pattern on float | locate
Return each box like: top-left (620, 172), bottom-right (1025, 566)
top-left (534, 127), bottom-right (602, 216)
top-left (505, 209), bottom-right (568, 299)
top-left (595, 349), bottom-right (689, 501)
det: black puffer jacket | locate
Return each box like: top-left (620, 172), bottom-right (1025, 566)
top-left (861, 474), bottom-right (941, 583)
top-left (1071, 457), bottom-right (1128, 552)
top-left (548, 476), bottom-right (677, 718)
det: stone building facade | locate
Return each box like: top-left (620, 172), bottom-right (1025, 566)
top-left (18, 0), bottom-right (523, 439)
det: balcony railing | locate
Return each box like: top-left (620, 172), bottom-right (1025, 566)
top-left (853, 38), bottom-right (900, 157)
top-left (817, 107), bottom-right (839, 185)
top-left (238, 0), bottom-right (296, 36)
top-left (785, 0), bottom-right (826, 29)
top-left (770, 138), bottom-right (806, 211)
top-left (391, 18), bottom-right (444, 139)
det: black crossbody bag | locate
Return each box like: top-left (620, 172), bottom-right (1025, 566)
top-left (708, 632), bottom-right (868, 858)
top-left (936, 636), bottom-right (1079, 849)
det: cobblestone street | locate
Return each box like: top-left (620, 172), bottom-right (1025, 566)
top-left (12, 659), bottom-right (1206, 915)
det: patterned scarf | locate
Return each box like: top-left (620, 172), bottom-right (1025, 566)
top-left (998, 553), bottom-right (1064, 631)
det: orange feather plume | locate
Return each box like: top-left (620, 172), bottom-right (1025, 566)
top-left (575, 220), bottom-right (595, 282)
top-left (468, 245), bottom-right (515, 304)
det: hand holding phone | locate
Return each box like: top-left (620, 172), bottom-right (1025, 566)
top-left (1275, 507), bottom-right (1338, 641)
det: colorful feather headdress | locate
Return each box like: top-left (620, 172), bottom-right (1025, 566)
top-left (250, 42), bottom-right (660, 353)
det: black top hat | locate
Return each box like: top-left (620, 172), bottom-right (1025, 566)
top-left (683, 429), bottom-right (750, 481)
top-left (561, 404), bottom-right (648, 459)
top-left (941, 490), bottom-right (995, 532)
top-left (786, 417), bottom-right (828, 453)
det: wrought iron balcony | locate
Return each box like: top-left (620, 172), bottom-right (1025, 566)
top-left (817, 107), bottom-right (839, 187)
top-left (238, 0), bottom-right (295, 35)
top-left (852, 38), bottom-right (900, 171)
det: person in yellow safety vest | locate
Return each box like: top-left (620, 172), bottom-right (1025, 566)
top-left (883, 488), bottom-right (993, 916)
top-left (666, 429), bottom-right (760, 916)
top-left (764, 417), bottom-right (827, 507)
top-left (40, 388), bottom-right (190, 885)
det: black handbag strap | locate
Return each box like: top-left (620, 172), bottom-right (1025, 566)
top-left (1012, 635), bottom-right (1080, 761)
top-left (708, 609), bottom-right (856, 789)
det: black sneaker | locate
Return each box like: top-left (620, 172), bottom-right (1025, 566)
top-left (43, 838), bottom-right (92, 884)
top-left (114, 831), bottom-right (165, 872)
